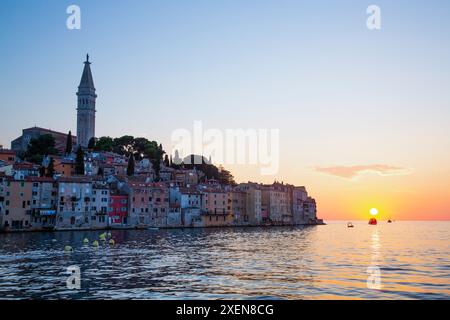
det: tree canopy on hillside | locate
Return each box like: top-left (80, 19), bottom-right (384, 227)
top-left (23, 134), bottom-right (59, 164)
top-left (93, 136), bottom-right (165, 177)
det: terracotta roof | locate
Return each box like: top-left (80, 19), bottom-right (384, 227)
top-left (13, 162), bottom-right (40, 170)
top-left (0, 149), bottom-right (16, 155)
top-left (25, 177), bottom-right (55, 183)
top-left (23, 126), bottom-right (76, 138)
top-left (57, 175), bottom-right (103, 183)
top-left (179, 187), bottom-right (202, 195)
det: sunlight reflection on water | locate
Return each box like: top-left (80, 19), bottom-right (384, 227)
top-left (0, 221), bottom-right (449, 299)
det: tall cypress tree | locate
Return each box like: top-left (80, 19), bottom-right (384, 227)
top-left (127, 153), bottom-right (135, 176)
top-left (46, 157), bottom-right (55, 177)
top-left (65, 131), bottom-right (73, 155)
top-left (75, 146), bottom-right (85, 175)
top-left (164, 154), bottom-right (170, 167)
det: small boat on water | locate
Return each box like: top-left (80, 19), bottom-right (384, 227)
top-left (387, 219), bottom-right (392, 223)
top-left (347, 222), bottom-right (354, 228)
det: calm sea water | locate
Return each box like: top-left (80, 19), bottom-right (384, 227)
top-left (0, 221), bottom-right (449, 300)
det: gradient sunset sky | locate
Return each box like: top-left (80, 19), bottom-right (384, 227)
top-left (0, 0), bottom-right (449, 220)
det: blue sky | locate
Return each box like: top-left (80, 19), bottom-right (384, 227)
top-left (1, 0), bottom-right (449, 146)
top-left (1, 1), bottom-right (450, 219)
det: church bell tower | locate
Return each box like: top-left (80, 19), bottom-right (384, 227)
top-left (76, 54), bottom-right (97, 148)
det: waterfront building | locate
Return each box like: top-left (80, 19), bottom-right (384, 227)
top-left (261, 182), bottom-right (291, 224)
top-left (0, 178), bottom-right (32, 231)
top-left (236, 182), bottom-right (262, 225)
top-left (90, 181), bottom-right (110, 229)
top-left (292, 186), bottom-right (308, 225)
top-left (199, 185), bottom-right (233, 227)
top-left (108, 192), bottom-right (129, 226)
top-left (76, 55), bottom-right (97, 148)
top-left (55, 176), bottom-right (99, 229)
top-left (126, 182), bottom-right (169, 228)
top-left (29, 177), bottom-right (58, 230)
top-left (167, 203), bottom-right (182, 227)
top-left (11, 127), bottom-right (76, 154)
top-left (0, 173), bottom-right (6, 229)
top-left (303, 197), bottom-right (318, 223)
top-left (229, 189), bottom-right (247, 224)
top-left (170, 186), bottom-right (202, 227)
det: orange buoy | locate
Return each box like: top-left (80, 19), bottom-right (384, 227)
top-left (369, 218), bottom-right (377, 225)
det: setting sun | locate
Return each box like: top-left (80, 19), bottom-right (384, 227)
top-left (370, 208), bottom-right (379, 216)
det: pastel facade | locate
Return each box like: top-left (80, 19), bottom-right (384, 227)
top-left (303, 197), bottom-right (317, 223)
top-left (127, 182), bottom-right (169, 227)
top-left (170, 186), bottom-right (202, 227)
top-left (174, 169), bottom-right (201, 186)
top-left (109, 194), bottom-right (128, 226)
top-left (54, 158), bottom-right (76, 178)
top-left (237, 183), bottom-right (262, 225)
top-left (0, 179), bottom-right (32, 231)
top-left (56, 176), bottom-right (97, 229)
top-left (261, 183), bottom-right (292, 224)
top-left (229, 190), bottom-right (247, 224)
top-left (292, 186), bottom-right (308, 225)
top-left (29, 177), bottom-right (58, 230)
top-left (90, 182), bottom-right (109, 228)
top-left (0, 149), bottom-right (16, 164)
top-left (199, 187), bottom-right (233, 227)
top-left (12, 163), bottom-right (40, 180)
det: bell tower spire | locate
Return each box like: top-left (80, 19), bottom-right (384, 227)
top-left (76, 54), bottom-right (97, 148)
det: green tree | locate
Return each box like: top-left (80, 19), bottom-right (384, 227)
top-left (218, 166), bottom-right (236, 186)
top-left (25, 134), bottom-right (59, 164)
top-left (94, 136), bottom-right (114, 152)
top-left (75, 146), bottom-right (85, 175)
top-left (88, 137), bottom-right (96, 150)
top-left (163, 154), bottom-right (170, 167)
top-left (65, 131), bottom-right (73, 155)
top-left (113, 135), bottom-right (135, 155)
top-left (46, 157), bottom-right (55, 177)
top-left (39, 166), bottom-right (46, 177)
top-left (127, 152), bottom-right (135, 176)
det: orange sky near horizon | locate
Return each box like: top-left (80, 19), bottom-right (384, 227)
top-left (225, 150), bottom-right (450, 221)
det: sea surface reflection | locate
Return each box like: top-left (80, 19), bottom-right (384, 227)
top-left (0, 221), bottom-right (449, 299)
